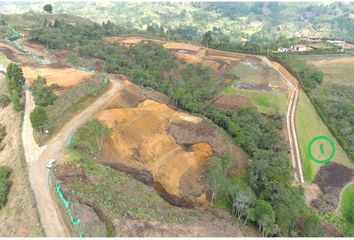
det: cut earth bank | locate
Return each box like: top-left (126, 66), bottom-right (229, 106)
top-left (61, 79), bottom-right (249, 208)
top-left (56, 78), bottom-right (252, 237)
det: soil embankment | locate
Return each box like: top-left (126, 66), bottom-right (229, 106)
top-left (96, 82), bottom-right (248, 207)
top-left (21, 66), bottom-right (94, 88)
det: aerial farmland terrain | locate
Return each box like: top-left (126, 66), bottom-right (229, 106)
top-left (0, 1), bottom-right (353, 238)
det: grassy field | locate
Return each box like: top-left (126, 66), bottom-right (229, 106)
top-left (0, 52), bottom-right (11, 68)
top-left (295, 93), bottom-right (352, 182)
top-left (224, 85), bottom-right (288, 116)
top-left (340, 183), bottom-right (354, 224)
top-left (33, 74), bottom-right (108, 145)
top-left (300, 55), bottom-right (354, 87)
top-left (226, 61), bottom-right (287, 88)
top-left (235, 89), bottom-right (287, 116)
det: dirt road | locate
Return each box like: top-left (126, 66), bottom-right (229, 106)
top-left (269, 61), bottom-right (304, 184)
top-left (22, 76), bottom-right (124, 236)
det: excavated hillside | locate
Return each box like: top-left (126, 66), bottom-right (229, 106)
top-left (95, 82), bottom-right (248, 207)
top-left (21, 66), bottom-right (93, 88)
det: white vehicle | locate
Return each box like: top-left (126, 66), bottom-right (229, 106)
top-left (46, 159), bottom-right (56, 169)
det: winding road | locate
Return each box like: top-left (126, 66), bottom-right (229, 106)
top-left (22, 76), bottom-right (124, 236)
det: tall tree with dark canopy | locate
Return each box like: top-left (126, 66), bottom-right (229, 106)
top-left (43, 4), bottom-right (53, 14)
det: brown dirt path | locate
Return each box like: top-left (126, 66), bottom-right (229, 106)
top-left (22, 76), bottom-right (124, 237)
top-left (0, 76), bottom-right (43, 236)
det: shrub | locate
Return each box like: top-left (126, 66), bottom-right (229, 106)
top-left (0, 94), bottom-right (10, 108)
top-left (0, 165), bottom-right (11, 208)
top-left (0, 124), bottom-right (6, 142)
top-left (30, 106), bottom-right (49, 131)
top-left (29, 76), bottom-right (57, 106)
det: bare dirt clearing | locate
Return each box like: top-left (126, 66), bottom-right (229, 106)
top-left (21, 66), bottom-right (94, 88)
top-left (97, 100), bottom-right (212, 207)
top-left (96, 80), bottom-right (248, 208)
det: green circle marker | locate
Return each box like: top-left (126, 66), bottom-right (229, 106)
top-left (307, 136), bottom-right (335, 164)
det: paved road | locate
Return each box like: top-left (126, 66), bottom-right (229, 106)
top-left (269, 61), bottom-right (305, 184)
top-left (22, 76), bottom-right (123, 236)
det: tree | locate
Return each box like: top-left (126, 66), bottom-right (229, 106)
top-left (30, 106), bottom-right (49, 131)
top-left (228, 184), bottom-right (256, 223)
top-left (88, 118), bottom-right (112, 151)
top-left (202, 31), bottom-right (213, 48)
top-left (6, 63), bottom-right (25, 111)
top-left (206, 157), bottom-right (228, 204)
top-left (29, 76), bottom-right (57, 106)
top-left (43, 4), bottom-right (53, 14)
top-left (254, 199), bottom-right (276, 236)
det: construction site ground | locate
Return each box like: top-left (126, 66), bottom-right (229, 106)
top-left (0, 32), bottom-right (352, 237)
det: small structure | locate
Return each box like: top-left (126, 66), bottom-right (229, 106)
top-left (327, 40), bottom-right (346, 47)
top-left (277, 47), bottom-right (288, 52)
top-left (301, 35), bottom-right (321, 43)
top-left (290, 44), bottom-right (308, 52)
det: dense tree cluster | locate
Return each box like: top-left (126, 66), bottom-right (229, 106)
top-left (6, 63), bottom-right (25, 111)
top-left (271, 55), bottom-right (323, 92)
top-left (29, 21), bottom-right (102, 49)
top-left (314, 85), bottom-right (354, 160)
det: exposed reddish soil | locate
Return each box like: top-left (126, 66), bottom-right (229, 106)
top-left (163, 42), bottom-right (201, 52)
top-left (96, 99), bottom-right (213, 207)
top-left (94, 80), bottom-right (248, 207)
top-left (0, 47), bottom-right (20, 62)
top-left (21, 66), bottom-right (94, 87)
top-left (0, 41), bottom-right (23, 54)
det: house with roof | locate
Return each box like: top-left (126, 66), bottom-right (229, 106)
top-left (301, 35), bottom-right (321, 43)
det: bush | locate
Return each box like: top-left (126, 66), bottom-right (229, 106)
top-left (0, 124), bottom-right (6, 142)
top-left (30, 106), bottom-right (49, 131)
top-left (0, 94), bottom-right (10, 108)
top-left (0, 165), bottom-right (11, 209)
top-left (71, 118), bottom-right (111, 155)
top-left (29, 76), bottom-right (57, 106)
